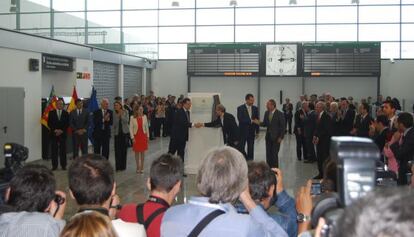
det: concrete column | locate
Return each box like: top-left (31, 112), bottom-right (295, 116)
top-left (142, 68), bottom-right (147, 95)
top-left (118, 64), bottom-right (124, 99)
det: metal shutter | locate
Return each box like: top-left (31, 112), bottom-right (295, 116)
top-left (146, 69), bottom-right (152, 95)
top-left (124, 66), bottom-right (142, 98)
top-left (93, 61), bottom-right (119, 104)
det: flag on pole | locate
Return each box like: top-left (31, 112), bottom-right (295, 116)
top-left (41, 86), bottom-right (58, 129)
top-left (67, 86), bottom-right (78, 134)
top-left (88, 87), bottom-right (99, 144)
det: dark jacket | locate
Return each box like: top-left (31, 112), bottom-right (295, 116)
top-left (48, 109), bottom-right (69, 139)
top-left (260, 110), bottom-right (286, 142)
top-left (374, 127), bottom-right (390, 152)
top-left (237, 104), bottom-right (259, 138)
top-left (304, 110), bottom-right (317, 139)
top-left (282, 103), bottom-right (293, 118)
top-left (205, 112), bottom-right (239, 145)
top-left (171, 108), bottom-right (192, 142)
top-left (294, 109), bottom-right (306, 134)
top-left (314, 112), bottom-right (332, 142)
top-left (69, 109), bottom-right (89, 132)
top-left (340, 109), bottom-right (356, 136)
top-left (93, 109), bottom-right (113, 138)
top-left (354, 114), bottom-right (373, 138)
top-left (390, 127), bottom-right (414, 184)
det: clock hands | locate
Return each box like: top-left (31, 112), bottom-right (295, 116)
top-left (277, 57), bottom-right (296, 62)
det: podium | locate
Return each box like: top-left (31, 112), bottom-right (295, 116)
top-left (185, 93), bottom-right (224, 174)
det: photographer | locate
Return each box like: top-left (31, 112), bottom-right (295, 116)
top-left (236, 162), bottom-right (297, 237)
top-left (0, 165), bottom-right (66, 237)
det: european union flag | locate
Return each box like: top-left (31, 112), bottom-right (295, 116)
top-left (88, 87), bottom-right (99, 145)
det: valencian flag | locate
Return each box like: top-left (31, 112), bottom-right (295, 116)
top-left (41, 86), bottom-right (58, 129)
top-left (66, 86), bottom-right (78, 134)
top-left (88, 87), bottom-right (99, 144)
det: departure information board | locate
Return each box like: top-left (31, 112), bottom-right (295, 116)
top-left (187, 43), bottom-right (261, 76)
top-left (303, 42), bottom-right (381, 77)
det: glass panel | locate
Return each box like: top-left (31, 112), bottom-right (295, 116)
top-left (197, 8), bottom-right (234, 25)
top-left (317, 6), bottom-right (357, 23)
top-left (20, 13), bottom-right (50, 28)
top-left (123, 10), bottom-right (157, 27)
top-left (20, 0), bottom-right (50, 12)
top-left (359, 24), bottom-right (399, 41)
top-left (402, 0), bottom-right (414, 3)
top-left (159, 44), bottom-right (187, 59)
top-left (359, 6), bottom-right (400, 23)
top-left (125, 44), bottom-right (158, 60)
top-left (19, 28), bottom-right (51, 37)
top-left (87, 0), bottom-right (120, 10)
top-left (236, 25), bottom-right (274, 42)
top-left (0, 14), bottom-right (16, 29)
top-left (276, 7), bottom-right (315, 24)
top-left (87, 28), bottom-right (121, 44)
top-left (159, 0), bottom-right (195, 9)
top-left (54, 12), bottom-right (85, 28)
top-left (159, 9), bottom-right (195, 26)
top-left (123, 27), bottom-right (158, 43)
top-left (381, 42), bottom-right (400, 59)
top-left (124, 0), bottom-right (158, 9)
top-left (317, 25), bottom-right (357, 41)
top-left (402, 24), bottom-right (414, 40)
top-left (401, 42), bottom-right (414, 59)
top-left (236, 0), bottom-right (274, 7)
top-left (317, 0), bottom-right (354, 6)
top-left (159, 27), bottom-right (194, 43)
top-left (53, 0), bottom-right (84, 11)
top-left (235, 8), bottom-right (274, 25)
top-left (275, 25), bottom-right (315, 41)
top-left (402, 6), bottom-right (414, 22)
top-left (276, 0), bottom-right (315, 6)
top-left (87, 11), bottom-right (121, 27)
top-left (53, 28), bottom-right (86, 44)
top-left (359, 0), bottom-right (400, 4)
top-left (196, 26), bottom-right (234, 42)
top-left (197, 0), bottom-right (232, 8)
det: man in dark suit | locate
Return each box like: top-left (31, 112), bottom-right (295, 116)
top-left (294, 101), bottom-right (308, 161)
top-left (304, 102), bottom-right (317, 163)
top-left (339, 98), bottom-right (356, 136)
top-left (200, 104), bottom-right (239, 148)
top-left (169, 98), bottom-right (193, 163)
top-left (70, 99), bottom-right (89, 159)
top-left (254, 99), bottom-right (285, 168)
top-left (93, 98), bottom-right (113, 159)
top-left (48, 98), bottom-right (69, 170)
top-left (371, 115), bottom-right (391, 163)
top-left (313, 101), bottom-right (332, 179)
top-left (352, 102), bottom-right (374, 138)
top-left (389, 112), bottom-right (414, 185)
top-left (282, 98), bottom-right (294, 134)
top-left (237, 94), bottom-right (259, 161)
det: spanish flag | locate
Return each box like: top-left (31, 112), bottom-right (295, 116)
top-left (66, 86), bottom-right (78, 134)
top-left (41, 86), bottom-right (58, 129)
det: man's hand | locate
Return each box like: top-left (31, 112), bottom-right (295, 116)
top-left (393, 131), bottom-right (402, 142)
top-left (109, 194), bottom-right (120, 220)
top-left (239, 186), bottom-right (257, 213)
top-left (48, 190), bottom-right (67, 220)
top-left (296, 180), bottom-right (312, 216)
top-left (272, 168), bottom-right (284, 194)
top-left (252, 119), bottom-right (260, 125)
top-left (313, 136), bottom-right (319, 145)
top-left (297, 128), bottom-right (301, 135)
top-left (276, 138), bottom-right (282, 144)
top-left (350, 128), bottom-right (357, 135)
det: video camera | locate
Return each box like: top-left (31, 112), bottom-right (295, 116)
top-left (311, 137), bottom-right (386, 237)
top-left (0, 143), bottom-right (29, 203)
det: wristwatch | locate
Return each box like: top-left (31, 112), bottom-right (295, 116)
top-left (110, 204), bottom-right (122, 210)
top-left (297, 213), bottom-right (311, 223)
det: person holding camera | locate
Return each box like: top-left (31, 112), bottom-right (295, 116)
top-left (0, 165), bottom-right (66, 237)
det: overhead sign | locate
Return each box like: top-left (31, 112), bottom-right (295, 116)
top-left (42, 54), bottom-right (74, 72)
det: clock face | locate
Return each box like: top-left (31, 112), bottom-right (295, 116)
top-left (266, 44), bottom-right (298, 76)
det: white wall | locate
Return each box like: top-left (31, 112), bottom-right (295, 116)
top-left (75, 59), bottom-right (94, 98)
top-left (152, 60), bottom-right (187, 97)
top-left (0, 47), bottom-right (42, 162)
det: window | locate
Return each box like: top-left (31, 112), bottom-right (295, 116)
top-left (123, 27), bottom-right (158, 43)
top-left (54, 12), bottom-right (85, 28)
top-left (197, 8), bottom-right (234, 25)
top-left (359, 6), bottom-right (400, 23)
top-left (317, 25), bottom-right (357, 41)
top-left (236, 25), bottom-right (274, 42)
top-left (275, 7), bottom-right (315, 24)
top-left (275, 25), bottom-right (315, 42)
top-left (87, 28), bottom-right (121, 44)
top-left (159, 44), bottom-right (187, 59)
top-left (159, 27), bottom-right (194, 43)
top-left (0, 14), bottom-right (16, 29)
top-left (53, 28), bottom-right (86, 44)
top-left (87, 0), bottom-right (120, 11)
top-left (20, 0), bottom-right (50, 12)
top-left (125, 44), bottom-right (158, 60)
top-left (123, 0), bottom-right (158, 10)
top-left (401, 42), bottom-right (414, 58)
top-left (87, 11), bottom-right (121, 27)
top-left (196, 26), bottom-right (234, 42)
top-left (123, 10), bottom-right (157, 27)
top-left (402, 24), bottom-right (414, 40)
top-left (20, 13), bottom-right (50, 29)
top-left (359, 24), bottom-right (399, 41)
top-left (20, 28), bottom-right (51, 37)
top-left (236, 8), bottom-right (274, 25)
top-left (402, 6), bottom-right (414, 22)
top-left (53, 0), bottom-right (85, 11)
top-left (317, 6), bottom-right (357, 24)
top-left (381, 42), bottom-right (400, 59)
top-left (159, 9), bottom-right (195, 26)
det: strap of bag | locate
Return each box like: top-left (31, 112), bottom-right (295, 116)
top-left (136, 204), bottom-right (168, 230)
top-left (188, 209), bottom-right (225, 237)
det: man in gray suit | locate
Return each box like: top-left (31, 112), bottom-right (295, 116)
top-left (254, 99), bottom-right (285, 168)
top-left (70, 99), bottom-right (89, 158)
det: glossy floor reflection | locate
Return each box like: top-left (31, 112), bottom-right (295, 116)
top-left (33, 133), bottom-right (318, 219)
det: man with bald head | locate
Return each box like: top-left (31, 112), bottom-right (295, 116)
top-left (93, 98), bottom-right (113, 159)
top-left (313, 101), bottom-right (332, 179)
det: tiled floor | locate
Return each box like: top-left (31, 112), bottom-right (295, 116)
top-left (34, 133), bottom-right (318, 219)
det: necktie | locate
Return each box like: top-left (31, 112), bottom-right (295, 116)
top-left (78, 110), bottom-right (80, 116)
top-left (269, 112), bottom-right (273, 122)
top-left (247, 106), bottom-right (252, 119)
top-left (186, 110), bottom-right (190, 121)
top-left (58, 110), bottom-right (61, 120)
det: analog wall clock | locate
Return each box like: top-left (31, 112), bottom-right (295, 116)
top-left (266, 44), bottom-right (298, 76)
